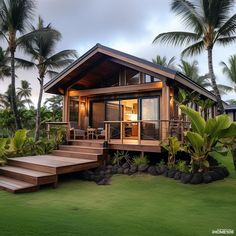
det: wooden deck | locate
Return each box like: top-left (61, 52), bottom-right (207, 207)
top-left (0, 141), bottom-right (105, 193)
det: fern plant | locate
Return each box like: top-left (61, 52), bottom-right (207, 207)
top-left (132, 155), bottom-right (149, 166)
top-left (112, 151), bottom-right (130, 167)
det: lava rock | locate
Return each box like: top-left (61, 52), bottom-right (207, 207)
top-left (181, 173), bottom-right (193, 184)
top-left (157, 166), bottom-right (168, 175)
top-left (190, 173), bottom-right (203, 184)
top-left (99, 170), bottom-right (105, 176)
top-left (174, 171), bottom-right (182, 180)
top-left (214, 167), bottom-right (227, 178)
top-left (112, 166), bottom-right (118, 174)
top-left (106, 165), bottom-right (113, 170)
top-left (221, 166), bottom-right (229, 177)
top-left (138, 164), bottom-right (149, 172)
top-left (122, 162), bottom-right (130, 169)
top-left (202, 172), bottom-right (212, 183)
top-left (168, 169), bottom-right (177, 178)
top-left (163, 169), bottom-right (169, 177)
top-left (117, 167), bottom-right (124, 174)
top-left (105, 169), bottom-right (111, 175)
top-left (208, 171), bottom-right (219, 181)
top-left (148, 166), bottom-right (157, 175)
top-left (123, 168), bottom-right (130, 175)
top-left (96, 177), bottom-right (111, 185)
top-left (130, 165), bottom-right (138, 174)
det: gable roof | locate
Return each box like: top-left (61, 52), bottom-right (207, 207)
top-left (44, 43), bottom-right (217, 101)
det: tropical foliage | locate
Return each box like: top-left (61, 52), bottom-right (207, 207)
top-left (180, 105), bottom-right (236, 172)
top-left (152, 55), bottom-right (176, 69)
top-left (153, 0), bottom-right (236, 114)
top-left (132, 154), bottom-right (149, 166)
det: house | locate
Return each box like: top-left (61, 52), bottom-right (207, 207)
top-left (225, 105), bottom-right (236, 121)
top-left (44, 43), bottom-right (217, 153)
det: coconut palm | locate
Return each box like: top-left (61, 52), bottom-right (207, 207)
top-left (21, 17), bottom-right (77, 140)
top-left (220, 55), bottom-right (236, 92)
top-left (17, 80), bottom-right (32, 108)
top-left (153, 0), bottom-right (236, 114)
top-left (0, 0), bottom-right (37, 129)
top-left (0, 47), bottom-right (10, 80)
top-left (152, 55), bottom-right (176, 69)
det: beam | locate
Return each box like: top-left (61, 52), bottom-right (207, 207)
top-left (69, 82), bottom-right (163, 97)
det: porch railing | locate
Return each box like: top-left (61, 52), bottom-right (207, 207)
top-left (104, 120), bottom-right (190, 144)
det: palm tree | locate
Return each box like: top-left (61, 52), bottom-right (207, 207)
top-left (0, 47), bottom-right (10, 79)
top-left (220, 55), bottom-right (236, 92)
top-left (17, 80), bottom-right (33, 108)
top-left (152, 55), bottom-right (176, 69)
top-left (0, 0), bottom-right (37, 129)
top-left (178, 59), bottom-right (211, 87)
top-left (21, 17), bottom-right (77, 140)
top-left (153, 0), bottom-right (236, 114)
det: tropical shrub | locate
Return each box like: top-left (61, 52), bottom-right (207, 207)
top-left (161, 136), bottom-right (182, 167)
top-left (132, 155), bottom-right (149, 166)
top-left (176, 160), bottom-right (189, 173)
top-left (0, 139), bottom-right (7, 165)
top-left (180, 105), bottom-right (236, 172)
top-left (112, 151), bottom-right (130, 167)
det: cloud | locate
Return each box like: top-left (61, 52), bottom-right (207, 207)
top-left (0, 0), bottom-right (235, 104)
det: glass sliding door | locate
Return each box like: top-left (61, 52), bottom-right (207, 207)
top-left (69, 96), bottom-right (79, 123)
top-left (106, 101), bottom-right (121, 139)
top-left (141, 97), bottom-right (160, 140)
top-left (91, 102), bottom-right (105, 128)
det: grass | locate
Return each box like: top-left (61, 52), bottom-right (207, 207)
top-left (0, 154), bottom-right (235, 236)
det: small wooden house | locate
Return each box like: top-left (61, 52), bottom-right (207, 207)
top-left (44, 44), bottom-right (217, 152)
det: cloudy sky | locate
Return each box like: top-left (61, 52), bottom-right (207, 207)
top-left (0, 0), bottom-right (236, 105)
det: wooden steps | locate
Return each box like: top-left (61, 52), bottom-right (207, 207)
top-left (0, 176), bottom-right (38, 193)
top-left (0, 166), bottom-right (57, 185)
top-left (52, 149), bottom-right (102, 161)
top-left (0, 141), bottom-right (106, 194)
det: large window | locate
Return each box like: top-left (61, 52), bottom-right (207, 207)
top-left (69, 96), bottom-right (79, 123)
top-left (126, 70), bottom-right (140, 85)
top-left (141, 97), bottom-right (160, 140)
top-left (92, 102), bottom-right (105, 128)
top-left (144, 73), bottom-right (160, 83)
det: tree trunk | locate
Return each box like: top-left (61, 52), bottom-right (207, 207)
top-left (35, 77), bottom-right (44, 141)
top-left (10, 49), bottom-right (22, 129)
top-left (207, 48), bottom-right (224, 114)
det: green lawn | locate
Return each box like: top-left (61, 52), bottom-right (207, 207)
top-left (0, 155), bottom-right (235, 236)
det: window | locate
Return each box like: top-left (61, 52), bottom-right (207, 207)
top-left (69, 96), bottom-right (79, 123)
top-left (144, 74), bottom-right (160, 83)
top-left (126, 70), bottom-right (140, 85)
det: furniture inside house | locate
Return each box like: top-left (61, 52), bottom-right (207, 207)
top-left (69, 121), bottom-right (85, 139)
top-left (87, 128), bottom-right (96, 139)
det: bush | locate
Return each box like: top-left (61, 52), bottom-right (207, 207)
top-left (132, 154), bottom-right (149, 166)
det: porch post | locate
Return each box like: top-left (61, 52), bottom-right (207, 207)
top-left (160, 80), bottom-right (170, 140)
top-left (63, 89), bottom-right (69, 122)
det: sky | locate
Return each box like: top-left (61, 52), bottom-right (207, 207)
top-left (0, 0), bottom-right (236, 105)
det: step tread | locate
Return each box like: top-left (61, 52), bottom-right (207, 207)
top-left (54, 150), bottom-right (100, 156)
top-left (0, 176), bottom-right (36, 191)
top-left (60, 145), bottom-right (103, 150)
top-left (8, 155), bottom-right (97, 167)
top-left (0, 166), bottom-right (55, 178)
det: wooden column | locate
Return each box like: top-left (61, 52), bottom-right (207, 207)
top-left (160, 80), bottom-right (170, 140)
top-left (63, 89), bottom-right (69, 122)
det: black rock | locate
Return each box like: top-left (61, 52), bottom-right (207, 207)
top-left (174, 171), bottom-right (182, 180)
top-left (168, 169), bottom-right (177, 178)
top-left (163, 170), bottom-right (169, 177)
top-left (158, 166), bottom-right (168, 175)
top-left (148, 166), bottom-right (157, 175)
top-left (202, 172), bottom-right (212, 183)
top-left (105, 169), bottom-right (111, 174)
top-left (138, 164), bottom-right (149, 172)
top-left (96, 177), bottom-right (111, 185)
top-left (181, 173), bottom-right (193, 184)
top-left (221, 166), bottom-right (229, 177)
top-left (123, 168), bottom-right (130, 175)
top-left (106, 165), bottom-right (113, 170)
top-left (130, 165), bottom-right (138, 174)
top-left (112, 166), bottom-right (118, 174)
top-left (212, 169), bottom-right (224, 180)
top-left (117, 167), bottom-right (124, 174)
top-left (94, 175), bottom-right (104, 183)
top-left (122, 162), bottom-right (130, 169)
top-left (99, 170), bottom-right (105, 176)
top-left (214, 167), bottom-right (227, 178)
top-left (190, 173), bottom-right (203, 184)
top-left (208, 171), bottom-right (219, 181)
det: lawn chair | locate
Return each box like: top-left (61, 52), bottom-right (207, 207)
top-left (69, 121), bottom-right (85, 139)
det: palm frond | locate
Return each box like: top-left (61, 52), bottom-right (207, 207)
top-left (171, 0), bottom-right (205, 34)
top-left (181, 40), bottom-right (204, 57)
top-left (46, 70), bottom-right (58, 78)
top-left (15, 58), bottom-right (35, 69)
top-left (216, 14), bottom-right (236, 38)
top-left (216, 36), bottom-right (236, 46)
top-left (47, 50), bottom-right (78, 62)
top-left (153, 31), bottom-right (200, 46)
